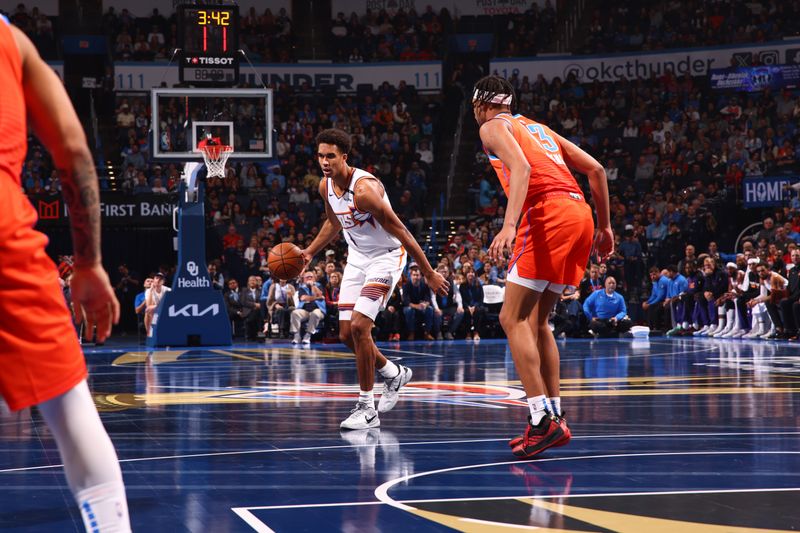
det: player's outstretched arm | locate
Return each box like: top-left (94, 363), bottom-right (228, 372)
top-left (478, 120), bottom-right (531, 260)
top-left (11, 26), bottom-right (119, 340)
top-left (553, 131), bottom-right (614, 260)
top-left (302, 179), bottom-right (342, 264)
top-left (354, 179), bottom-right (449, 296)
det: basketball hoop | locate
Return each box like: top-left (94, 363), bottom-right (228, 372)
top-left (200, 144), bottom-right (233, 178)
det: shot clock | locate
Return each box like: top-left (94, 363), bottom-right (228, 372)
top-left (178, 4), bottom-right (240, 85)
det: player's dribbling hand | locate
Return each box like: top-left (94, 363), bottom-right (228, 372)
top-left (425, 269), bottom-right (450, 296)
top-left (488, 225), bottom-right (516, 260)
top-left (71, 263), bottom-right (120, 343)
top-left (300, 248), bottom-right (313, 268)
top-left (592, 226), bottom-right (614, 261)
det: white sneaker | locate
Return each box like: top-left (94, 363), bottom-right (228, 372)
top-left (340, 402), bottom-right (380, 430)
top-left (302, 333), bottom-right (312, 344)
top-left (292, 333), bottom-right (301, 344)
top-left (693, 326), bottom-right (710, 336)
top-left (732, 329), bottom-right (747, 338)
top-left (378, 365), bottom-right (413, 413)
top-left (759, 327), bottom-right (776, 339)
top-left (721, 328), bottom-right (739, 338)
top-left (718, 324), bottom-right (735, 337)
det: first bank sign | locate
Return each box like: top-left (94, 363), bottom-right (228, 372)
top-left (743, 176), bottom-right (797, 207)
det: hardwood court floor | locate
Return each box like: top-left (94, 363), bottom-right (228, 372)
top-left (1, 337), bottom-right (799, 531)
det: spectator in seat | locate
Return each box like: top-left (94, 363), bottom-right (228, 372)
top-left (459, 268), bottom-right (485, 341)
top-left (224, 278), bottom-right (246, 337)
top-left (378, 285), bottom-right (404, 341)
top-left (266, 278), bottom-right (295, 338)
top-left (208, 261), bottom-right (225, 290)
top-left (778, 249), bottom-right (800, 339)
top-left (134, 278), bottom-right (153, 333)
top-left (432, 263), bottom-right (463, 340)
top-left (402, 265), bottom-right (435, 341)
top-left (222, 224), bottom-right (243, 250)
top-left (642, 267), bottom-right (669, 332)
top-left (664, 264), bottom-right (689, 336)
top-left (582, 276), bottom-right (632, 337)
top-left (241, 276), bottom-right (263, 340)
top-left (324, 270), bottom-right (342, 335)
top-left (291, 270), bottom-right (326, 345)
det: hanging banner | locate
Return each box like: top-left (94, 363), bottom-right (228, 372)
top-left (742, 176), bottom-right (798, 208)
top-left (710, 64), bottom-right (800, 92)
top-left (491, 40), bottom-right (800, 83)
top-left (115, 61), bottom-right (442, 93)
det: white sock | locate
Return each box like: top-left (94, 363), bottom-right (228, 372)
top-left (527, 395), bottom-right (548, 425)
top-left (37, 381), bottom-right (131, 532)
top-left (359, 390), bottom-right (375, 409)
top-left (76, 480), bottom-right (131, 533)
top-left (377, 359), bottom-right (399, 379)
top-left (549, 397), bottom-right (562, 416)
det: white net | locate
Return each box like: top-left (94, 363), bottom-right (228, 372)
top-left (201, 145), bottom-right (233, 178)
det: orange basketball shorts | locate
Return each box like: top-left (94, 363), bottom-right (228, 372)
top-left (509, 194), bottom-right (594, 288)
top-left (0, 187), bottom-right (86, 411)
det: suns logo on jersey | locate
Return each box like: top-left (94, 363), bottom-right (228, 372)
top-left (337, 206), bottom-right (376, 229)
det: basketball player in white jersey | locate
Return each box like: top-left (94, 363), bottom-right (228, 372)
top-left (302, 128), bottom-right (448, 429)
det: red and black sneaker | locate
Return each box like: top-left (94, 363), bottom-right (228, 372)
top-left (511, 415), bottom-right (565, 459)
top-left (552, 412), bottom-right (571, 447)
top-left (509, 412), bottom-right (571, 448)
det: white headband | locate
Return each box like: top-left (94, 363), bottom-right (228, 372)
top-left (473, 88), bottom-right (512, 106)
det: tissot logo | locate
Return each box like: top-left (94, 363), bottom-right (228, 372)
top-left (167, 303), bottom-right (218, 317)
top-left (185, 56), bottom-right (234, 66)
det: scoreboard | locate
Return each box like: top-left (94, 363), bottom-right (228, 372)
top-left (178, 4), bottom-right (240, 85)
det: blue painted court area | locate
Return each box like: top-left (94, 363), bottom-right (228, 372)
top-left (2, 337), bottom-right (800, 531)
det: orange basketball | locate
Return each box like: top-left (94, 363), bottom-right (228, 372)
top-left (268, 242), bottom-right (305, 281)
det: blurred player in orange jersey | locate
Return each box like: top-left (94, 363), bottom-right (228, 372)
top-left (0, 16), bottom-right (130, 532)
top-left (472, 75), bottom-right (614, 459)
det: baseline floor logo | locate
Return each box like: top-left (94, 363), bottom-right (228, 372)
top-left (94, 380), bottom-right (527, 410)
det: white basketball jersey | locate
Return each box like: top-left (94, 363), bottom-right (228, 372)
top-left (327, 167), bottom-right (402, 262)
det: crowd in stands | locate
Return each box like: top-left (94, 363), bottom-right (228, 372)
top-left (7, 3), bottom-right (57, 58)
top-left (116, 241), bottom-right (507, 343)
top-left (105, 5), bottom-right (295, 63)
top-left (580, 0), bottom-right (800, 54)
top-left (329, 6), bottom-right (452, 63)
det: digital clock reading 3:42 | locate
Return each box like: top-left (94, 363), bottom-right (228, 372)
top-left (197, 10), bottom-right (230, 26)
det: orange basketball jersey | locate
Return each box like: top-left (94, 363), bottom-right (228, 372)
top-left (0, 16), bottom-right (28, 190)
top-left (0, 16), bottom-right (87, 411)
top-left (484, 113), bottom-right (582, 206)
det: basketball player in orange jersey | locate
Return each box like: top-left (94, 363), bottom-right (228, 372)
top-left (0, 17), bottom-right (131, 532)
top-left (472, 75), bottom-right (614, 458)
top-left (301, 128), bottom-right (448, 430)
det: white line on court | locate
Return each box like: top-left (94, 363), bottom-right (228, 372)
top-left (373, 450), bottom-right (800, 511)
top-left (234, 486), bottom-right (800, 512)
top-left (231, 508), bottom-right (277, 533)
top-left (2, 431), bottom-right (799, 474)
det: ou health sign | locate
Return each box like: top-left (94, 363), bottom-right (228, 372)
top-left (743, 176), bottom-right (798, 207)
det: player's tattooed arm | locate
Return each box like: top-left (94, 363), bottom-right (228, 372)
top-left (12, 25), bottom-right (102, 265)
top-left (60, 157), bottom-right (102, 266)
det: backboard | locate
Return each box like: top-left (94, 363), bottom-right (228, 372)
top-left (151, 88), bottom-right (273, 162)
